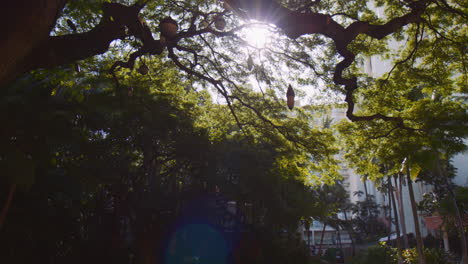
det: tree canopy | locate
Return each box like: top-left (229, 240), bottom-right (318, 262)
top-left (2, 0), bottom-right (466, 125)
top-left (0, 0), bottom-right (467, 263)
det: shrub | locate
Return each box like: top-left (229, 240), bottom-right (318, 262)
top-left (401, 247), bottom-right (449, 264)
top-left (350, 243), bottom-right (449, 264)
top-left (350, 243), bottom-right (396, 264)
top-left (424, 248), bottom-right (449, 264)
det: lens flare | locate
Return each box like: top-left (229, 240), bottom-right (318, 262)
top-left (165, 223), bottom-right (229, 264)
top-left (244, 24), bottom-right (270, 48)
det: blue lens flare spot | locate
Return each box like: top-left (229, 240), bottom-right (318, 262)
top-left (165, 223), bottom-right (229, 264)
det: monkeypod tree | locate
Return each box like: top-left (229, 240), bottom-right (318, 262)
top-left (0, 1), bottom-right (466, 262)
top-left (2, 0), bottom-right (465, 127)
top-left (1, 0), bottom-right (466, 197)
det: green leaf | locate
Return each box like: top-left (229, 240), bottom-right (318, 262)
top-left (410, 163), bottom-right (421, 180)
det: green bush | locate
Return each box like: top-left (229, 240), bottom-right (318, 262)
top-left (402, 247), bottom-right (449, 264)
top-left (352, 244), bottom-right (449, 264)
top-left (351, 243), bottom-right (397, 264)
top-left (402, 248), bottom-right (418, 264)
top-left (348, 239), bottom-right (451, 264)
top-left (323, 248), bottom-right (342, 262)
top-left (423, 248), bottom-right (449, 264)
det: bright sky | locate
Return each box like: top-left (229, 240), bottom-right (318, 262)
top-left (239, 22), bottom-right (342, 107)
top-left (243, 23), bottom-right (270, 49)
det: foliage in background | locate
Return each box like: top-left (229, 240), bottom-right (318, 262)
top-left (351, 242), bottom-right (450, 264)
top-left (0, 51), bottom-right (335, 263)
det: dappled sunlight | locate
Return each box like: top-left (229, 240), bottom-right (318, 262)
top-left (2, 0), bottom-right (467, 263)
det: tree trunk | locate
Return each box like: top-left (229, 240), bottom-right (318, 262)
top-left (406, 168), bottom-right (426, 264)
top-left (318, 222), bottom-right (327, 256)
top-left (306, 222), bottom-right (311, 255)
top-left (363, 176), bottom-right (369, 199)
top-left (343, 210), bottom-right (356, 256)
top-left (0, 0), bottom-right (67, 85)
top-left (450, 198), bottom-right (467, 264)
top-left (0, 184), bottom-right (16, 230)
top-left (389, 177), bottom-right (404, 264)
top-left (387, 178), bottom-right (393, 243)
top-left (442, 225), bottom-right (450, 253)
top-left (395, 175), bottom-right (409, 248)
top-left (437, 161), bottom-right (468, 264)
top-left (336, 222), bottom-right (343, 250)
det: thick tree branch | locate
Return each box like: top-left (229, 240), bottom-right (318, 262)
top-left (1, 0), bottom-right (434, 130)
top-left (226, 0), bottom-right (431, 125)
top-left (0, 0), bottom-right (67, 86)
top-left (1, 3), bottom-right (150, 86)
top-left (31, 21), bottom-right (126, 69)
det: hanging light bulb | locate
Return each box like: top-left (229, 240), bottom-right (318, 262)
top-left (214, 16), bottom-right (226, 30)
top-left (159, 17), bottom-right (178, 38)
top-left (138, 64), bottom-right (149, 75)
top-left (247, 55), bottom-right (253, 71)
top-left (287, 84), bottom-right (295, 110)
top-left (66, 19), bottom-right (77, 32)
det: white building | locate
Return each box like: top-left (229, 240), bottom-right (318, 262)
top-left (453, 139), bottom-right (468, 187)
top-left (299, 1), bottom-right (467, 254)
top-left (332, 107), bottom-right (432, 236)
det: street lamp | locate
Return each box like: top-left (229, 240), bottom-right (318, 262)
top-left (287, 84), bottom-right (295, 110)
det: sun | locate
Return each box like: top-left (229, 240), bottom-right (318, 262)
top-left (244, 23), bottom-right (271, 49)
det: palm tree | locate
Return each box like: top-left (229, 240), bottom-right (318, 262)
top-left (394, 174), bottom-right (409, 248)
top-left (404, 161), bottom-right (426, 264)
top-left (389, 176), bottom-right (404, 264)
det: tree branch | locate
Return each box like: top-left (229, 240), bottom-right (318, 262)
top-left (385, 23), bottom-right (423, 81)
top-left (224, 0), bottom-right (432, 125)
